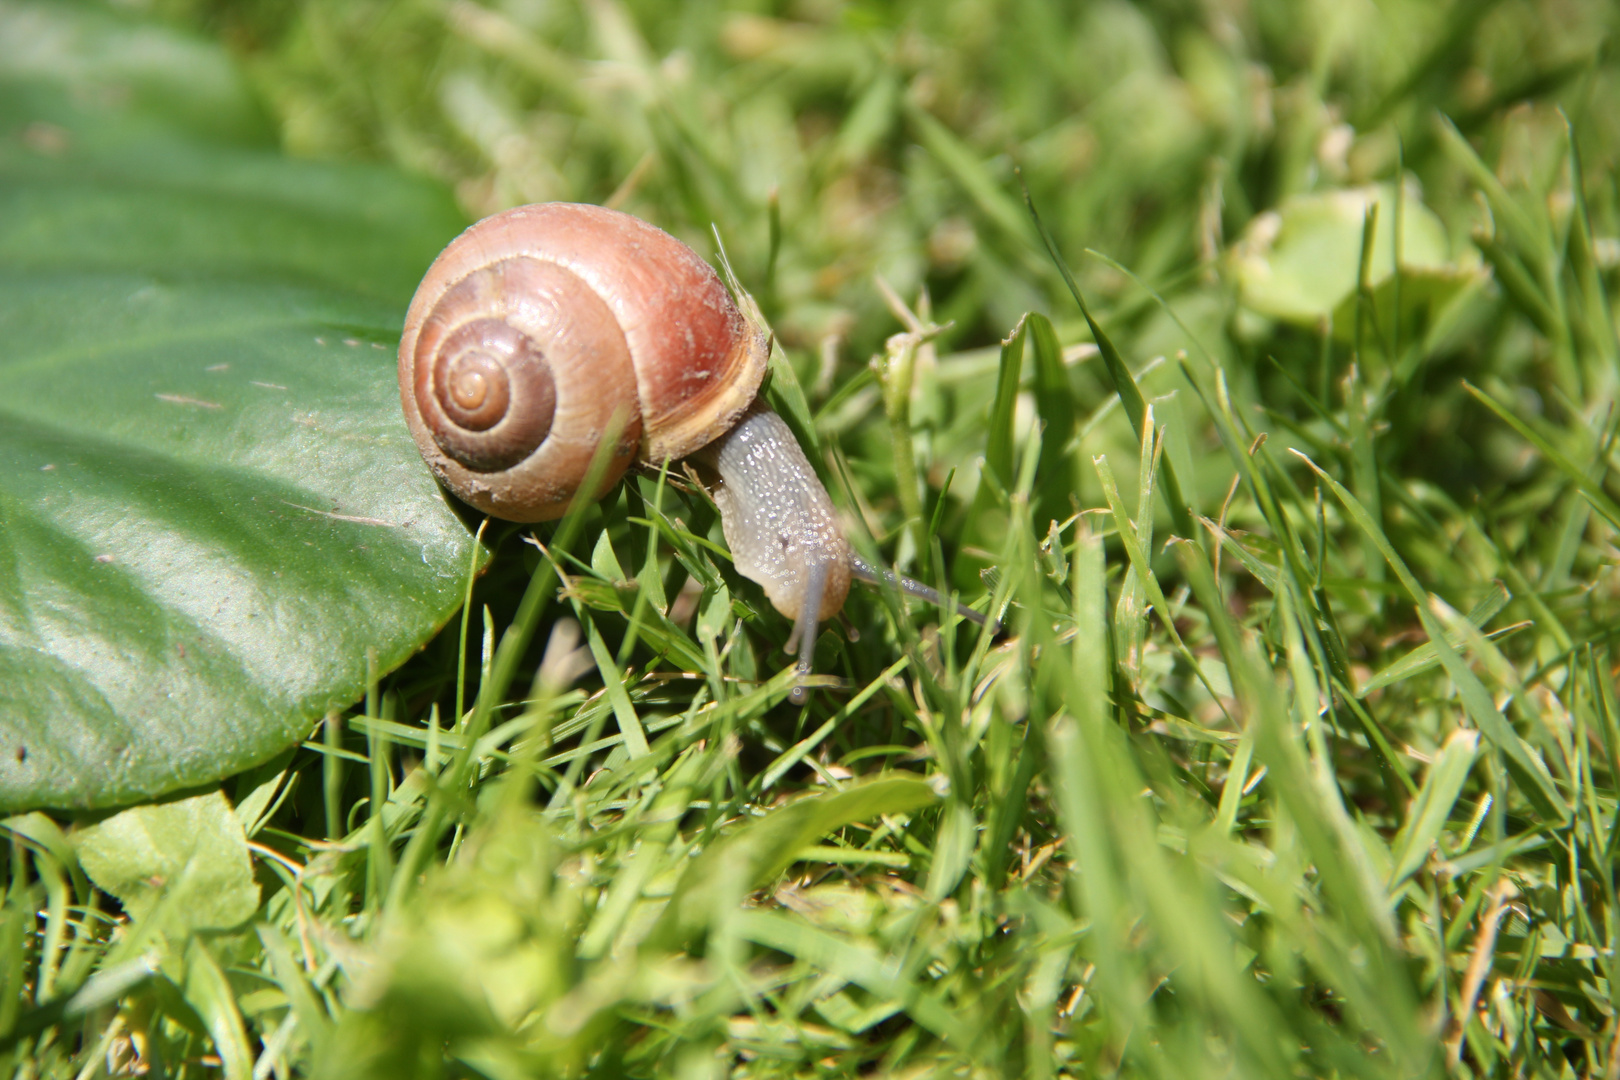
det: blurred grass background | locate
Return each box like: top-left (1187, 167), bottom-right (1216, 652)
top-left (5, 0), bottom-right (1620, 1076)
top-left (153, 0), bottom-right (1620, 549)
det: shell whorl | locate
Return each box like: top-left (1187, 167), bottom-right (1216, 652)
top-left (398, 203), bottom-right (769, 523)
top-left (414, 275), bottom-right (558, 473)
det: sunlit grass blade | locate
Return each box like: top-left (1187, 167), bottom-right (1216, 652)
top-left (1094, 452), bottom-right (1227, 712)
top-left (1464, 379), bottom-right (1620, 531)
top-left (386, 408), bottom-right (631, 909)
top-left (1388, 729), bottom-right (1479, 890)
top-left (983, 317), bottom-right (1025, 491)
top-left (1027, 312), bottom-right (1077, 529)
top-left (1293, 449), bottom-right (1569, 822)
top-left (1024, 182), bottom-right (1198, 539)
top-left (1360, 580), bottom-right (1515, 695)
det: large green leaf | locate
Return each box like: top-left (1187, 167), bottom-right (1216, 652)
top-left (0, 2), bottom-right (479, 811)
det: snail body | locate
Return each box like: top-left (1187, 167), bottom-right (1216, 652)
top-left (702, 406), bottom-right (852, 653)
top-left (399, 202), bottom-right (988, 703)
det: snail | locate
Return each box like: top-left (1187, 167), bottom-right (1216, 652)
top-left (398, 202), bottom-right (992, 704)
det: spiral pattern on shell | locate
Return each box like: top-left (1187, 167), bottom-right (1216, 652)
top-left (415, 286), bottom-right (557, 473)
top-left (398, 203), bottom-right (770, 522)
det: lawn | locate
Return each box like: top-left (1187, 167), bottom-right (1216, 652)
top-left (2, 0), bottom-right (1618, 1077)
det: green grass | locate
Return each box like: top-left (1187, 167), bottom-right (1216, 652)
top-left (6, 0), bottom-right (1620, 1076)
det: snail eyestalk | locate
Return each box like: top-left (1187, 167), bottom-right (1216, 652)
top-left (848, 555), bottom-right (1002, 635)
top-left (786, 559), bottom-right (829, 706)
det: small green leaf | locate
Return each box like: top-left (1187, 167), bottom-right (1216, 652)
top-left (1229, 183), bottom-right (1479, 335)
top-left (75, 790), bottom-right (260, 933)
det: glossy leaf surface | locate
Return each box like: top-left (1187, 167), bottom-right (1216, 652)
top-left (0, 2), bottom-right (477, 810)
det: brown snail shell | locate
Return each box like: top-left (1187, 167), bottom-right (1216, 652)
top-left (397, 202), bottom-right (769, 522)
top-left (398, 202), bottom-right (995, 704)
